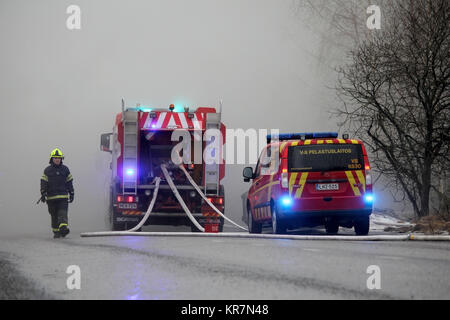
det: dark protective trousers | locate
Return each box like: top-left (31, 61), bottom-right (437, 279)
top-left (47, 199), bottom-right (69, 234)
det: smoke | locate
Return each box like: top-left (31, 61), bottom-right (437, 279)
top-left (0, 0), bottom-right (348, 236)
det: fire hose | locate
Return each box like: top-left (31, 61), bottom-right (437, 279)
top-left (160, 164), bottom-right (205, 232)
top-left (127, 163), bottom-right (247, 233)
top-left (178, 164), bottom-right (248, 231)
top-left (127, 177), bottom-right (161, 232)
top-left (81, 162), bottom-right (246, 234)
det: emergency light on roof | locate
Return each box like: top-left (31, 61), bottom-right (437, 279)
top-left (267, 132), bottom-right (338, 143)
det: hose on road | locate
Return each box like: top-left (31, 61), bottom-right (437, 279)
top-left (161, 164), bottom-right (205, 232)
top-left (178, 164), bottom-right (248, 232)
top-left (127, 177), bottom-right (161, 232)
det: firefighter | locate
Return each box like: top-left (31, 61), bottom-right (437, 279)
top-left (40, 148), bottom-right (74, 238)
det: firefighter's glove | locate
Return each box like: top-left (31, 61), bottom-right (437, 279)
top-left (69, 192), bottom-right (74, 203)
top-left (40, 192), bottom-right (47, 203)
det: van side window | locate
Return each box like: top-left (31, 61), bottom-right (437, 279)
top-left (254, 149), bottom-right (266, 178)
top-left (261, 144), bottom-right (279, 175)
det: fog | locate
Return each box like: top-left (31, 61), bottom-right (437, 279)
top-left (0, 0), bottom-right (388, 236)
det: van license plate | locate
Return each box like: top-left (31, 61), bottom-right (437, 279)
top-left (316, 183), bottom-right (339, 191)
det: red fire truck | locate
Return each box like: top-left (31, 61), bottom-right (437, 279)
top-left (100, 102), bottom-right (226, 231)
top-left (242, 132), bottom-right (373, 235)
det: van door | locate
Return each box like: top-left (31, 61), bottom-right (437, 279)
top-left (251, 146), bottom-right (279, 221)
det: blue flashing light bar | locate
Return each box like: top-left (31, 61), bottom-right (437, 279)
top-left (267, 132), bottom-right (338, 143)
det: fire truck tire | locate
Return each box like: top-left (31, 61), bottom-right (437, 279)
top-left (325, 218), bottom-right (339, 235)
top-left (191, 222), bottom-right (203, 232)
top-left (271, 205), bottom-right (287, 234)
top-left (112, 221), bottom-right (125, 231)
top-left (354, 215), bottom-right (370, 235)
top-left (248, 205), bottom-right (262, 234)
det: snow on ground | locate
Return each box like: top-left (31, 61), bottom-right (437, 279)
top-left (370, 211), bottom-right (413, 233)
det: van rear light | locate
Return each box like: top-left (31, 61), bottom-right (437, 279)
top-left (281, 172), bottom-right (289, 188)
top-left (366, 169), bottom-right (372, 186)
top-left (117, 195), bottom-right (123, 202)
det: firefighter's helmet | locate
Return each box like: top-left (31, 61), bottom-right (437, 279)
top-left (50, 148), bottom-right (64, 159)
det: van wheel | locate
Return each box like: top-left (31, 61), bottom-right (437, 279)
top-left (248, 206), bottom-right (262, 234)
top-left (271, 205), bottom-right (287, 234)
top-left (354, 216), bottom-right (370, 235)
top-left (325, 218), bottom-right (339, 235)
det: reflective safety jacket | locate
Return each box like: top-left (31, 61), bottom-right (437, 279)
top-left (40, 163), bottom-right (74, 201)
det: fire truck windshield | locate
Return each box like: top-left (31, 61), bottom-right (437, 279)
top-left (288, 144), bottom-right (364, 172)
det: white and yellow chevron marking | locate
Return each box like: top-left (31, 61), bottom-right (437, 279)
top-left (338, 139), bottom-right (346, 144)
top-left (291, 141), bottom-right (299, 147)
top-left (304, 140), bottom-right (311, 145)
top-left (351, 139), bottom-right (358, 144)
top-left (280, 142), bottom-right (288, 153)
top-left (289, 172), bottom-right (298, 196)
top-left (355, 170), bottom-right (366, 192)
top-left (345, 171), bottom-right (361, 196)
top-left (294, 172), bottom-right (309, 198)
top-left (317, 140), bottom-right (324, 144)
top-left (326, 140), bottom-right (333, 144)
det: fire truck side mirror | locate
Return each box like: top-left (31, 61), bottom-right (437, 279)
top-left (100, 133), bottom-right (113, 153)
top-left (243, 167), bottom-right (254, 182)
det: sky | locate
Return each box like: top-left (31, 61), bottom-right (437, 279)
top-left (0, 0), bottom-right (392, 236)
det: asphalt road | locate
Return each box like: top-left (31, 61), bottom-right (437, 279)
top-left (1, 226), bottom-right (449, 299)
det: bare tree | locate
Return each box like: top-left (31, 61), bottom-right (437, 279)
top-left (335, 0), bottom-right (450, 217)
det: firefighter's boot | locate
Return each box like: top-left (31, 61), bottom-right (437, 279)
top-left (59, 225), bottom-right (70, 238)
top-left (53, 232), bottom-right (61, 239)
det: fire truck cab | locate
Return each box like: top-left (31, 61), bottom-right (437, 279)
top-left (243, 132), bottom-right (373, 235)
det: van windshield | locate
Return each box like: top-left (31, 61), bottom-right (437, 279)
top-left (288, 144), bottom-right (364, 172)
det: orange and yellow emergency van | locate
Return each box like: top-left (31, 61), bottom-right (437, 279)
top-left (243, 132), bottom-right (373, 235)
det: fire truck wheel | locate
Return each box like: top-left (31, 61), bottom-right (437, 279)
top-left (271, 205), bottom-right (287, 234)
top-left (248, 206), bottom-right (262, 234)
top-left (325, 218), bottom-right (339, 235)
top-left (190, 222), bottom-right (203, 232)
top-left (354, 215), bottom-right (370, 235)
top-left (112, 221), bottom-right (125, 231)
